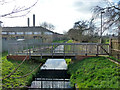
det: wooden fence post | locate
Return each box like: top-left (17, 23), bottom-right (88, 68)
top-left (109, 38), bottom-right (112, 56)
top-left (118, 35), bottom-right (120, 50)
top-left (96, 44), bottom-right (99, 56)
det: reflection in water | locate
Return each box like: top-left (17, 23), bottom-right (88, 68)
top-left (41, 59), bottom-right (67, 70)
top-left (31, 78), bottom-right (71, 88)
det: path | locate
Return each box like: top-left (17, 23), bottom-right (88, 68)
top-left (53, 45), bottom-right (64, 53)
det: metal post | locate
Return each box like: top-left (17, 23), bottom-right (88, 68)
top-left (41, 53), bottom-right (42, 59)
top-left (52, 44), bottom-right (53, 58)
top-left (29, 48), bottom-right (31, 59)
top-left (64, 44), bottom-right (65, 58)
top-left (109, 38), bottom-right (112, 55)
top-left (85, 44), bottom-right (87, 56)
top-left (118, 35), bottom-right (120, 50)
top-left (33, 45), bottom-right (34, 53)
top-left (100, 11), bottom-right (105, 43)
top-left (26, 43), bottom-right (28, 56)
top-left (41, 76), bottom-right (42, 89)
top-left (52, 76), bottom-right (53, 88)
top-left (8, 44), bottom-right (10, 55)
top-left (96, 44), bottom-right (99, 56)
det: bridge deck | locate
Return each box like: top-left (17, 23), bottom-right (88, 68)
top-left (8, 43), bottom-right (110, 58)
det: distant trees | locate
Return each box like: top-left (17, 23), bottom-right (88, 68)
top-left (67, 19), bottom-right (96, 42)
top-left (40, 22), bottom-right (55, 31)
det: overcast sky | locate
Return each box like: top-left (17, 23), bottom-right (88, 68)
top-left (0, 0), bottom-right (116, 34)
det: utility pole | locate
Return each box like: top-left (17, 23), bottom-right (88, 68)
top-left (100, 11), bottom-right (105, 43)
top-left (118, 1), bottom-right (120, 50)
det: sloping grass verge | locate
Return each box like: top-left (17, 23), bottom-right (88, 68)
top-left (108, 56), bottom-right (120, 63)
top-left (65, 59), bottom-right (71, 65)
top-left (2, 55), bottom-right (45, 89)
top-left (68, 56), bottom-right (120, 88)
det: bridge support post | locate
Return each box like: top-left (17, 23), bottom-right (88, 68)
top-left (41, 76), bottom-right (42, 89)
top-left (96, 45), bottom-right (99, 56)
top-left (109, 38), bottom-right (112, 56)
top-left (41, 53), bottom-right (42, 59)
top-left (29, 49), bottom-right (31, 59)
top-left (64, 44), bottom-right (65, 59)
top-left (52, 44), bottom-right (53, 58)
top-left (85, 44), bottom-right (87, 56)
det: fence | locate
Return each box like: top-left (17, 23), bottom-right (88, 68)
top-left (8, 43), bottom-right (109, 57)
top-left (2, 39), bottom-right (42, 52)
top-left (110, 38), bottom-right (120, 59)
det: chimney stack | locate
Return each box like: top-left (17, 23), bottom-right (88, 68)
top-left (33, 14), bottom-right (35, 27)
top-left (27, 18), bottom-right (30, 27)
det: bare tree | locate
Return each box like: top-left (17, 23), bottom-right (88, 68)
top-left (40, 22), bottom-right (55, 31)
top-left (0, 0), bottom-right (38, 18)
top-left (68, 19), bottom-right (96, 42)
top-left (48, 23), bottom-right (55, 31)
top-left (92, 0), bottom-right (120, 36)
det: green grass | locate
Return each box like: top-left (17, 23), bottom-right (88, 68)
top-left (53, 40), bottom-right (67, 43)
top-left (108, 56), bottom-right (120, 62)
top-left (2, 55), bottom-right (46, 89)
top-left (65, 59), bottom-right (71, 65)
top-left (64, 40), bottom-right (73, 53)
top-left (66, 40), bottom-right (73, 43)
top-left (2, 51), bottom-right (8, 57)
top-left (68, 56), bottom-right (120, 88)
top-left (105, 39), bottom-right (109, 44)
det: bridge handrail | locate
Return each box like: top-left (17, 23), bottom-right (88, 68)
top-left (8, 43), bottom-right (109, 45)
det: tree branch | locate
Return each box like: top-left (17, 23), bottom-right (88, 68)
top-left (0, 0), bottom-right (38, 18)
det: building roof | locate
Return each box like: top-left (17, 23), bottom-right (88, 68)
top-left (2, 26), bottom-right (54, 33)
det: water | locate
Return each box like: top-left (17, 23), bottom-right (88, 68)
top-left (41, 59), bottom-right (67, 70)
top-left (30, 59), bottom-right (72, 89)
top-left (31, 78), bottom-right (71, 88)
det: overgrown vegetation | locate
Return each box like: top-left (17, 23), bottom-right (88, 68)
top-left (2, 52), bottom-right (46, 89)
top-left (68, 56), bottom-right (120, 88)
top-left (66, 40), bottom-right (73, 43)
top-left (65, 59), bottom-right (71, 65)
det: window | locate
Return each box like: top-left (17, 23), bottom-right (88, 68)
top-left (44, 32), bottom-right (53, 35)
top-left (2, 32), bottom-right (7, 35)
top-left (25, 32), bottom-right (32, 35)
top-left (34, 32), bottom-right (41, 35)
top-left (16, 32), bottom-right (23, 35)
top-left (8, 32), bottom-right (15, 35)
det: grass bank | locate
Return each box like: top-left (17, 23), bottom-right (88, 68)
top-left (2, 52), bottom-right (46, 89)
top-left (68, 56), bottom-right (119, 88)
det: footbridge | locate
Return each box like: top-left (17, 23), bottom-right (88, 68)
top-left (8, 43), bottom-right (109, 59)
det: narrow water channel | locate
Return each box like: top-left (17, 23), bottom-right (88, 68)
top-left (29, 59), bottom-right (72, 89)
